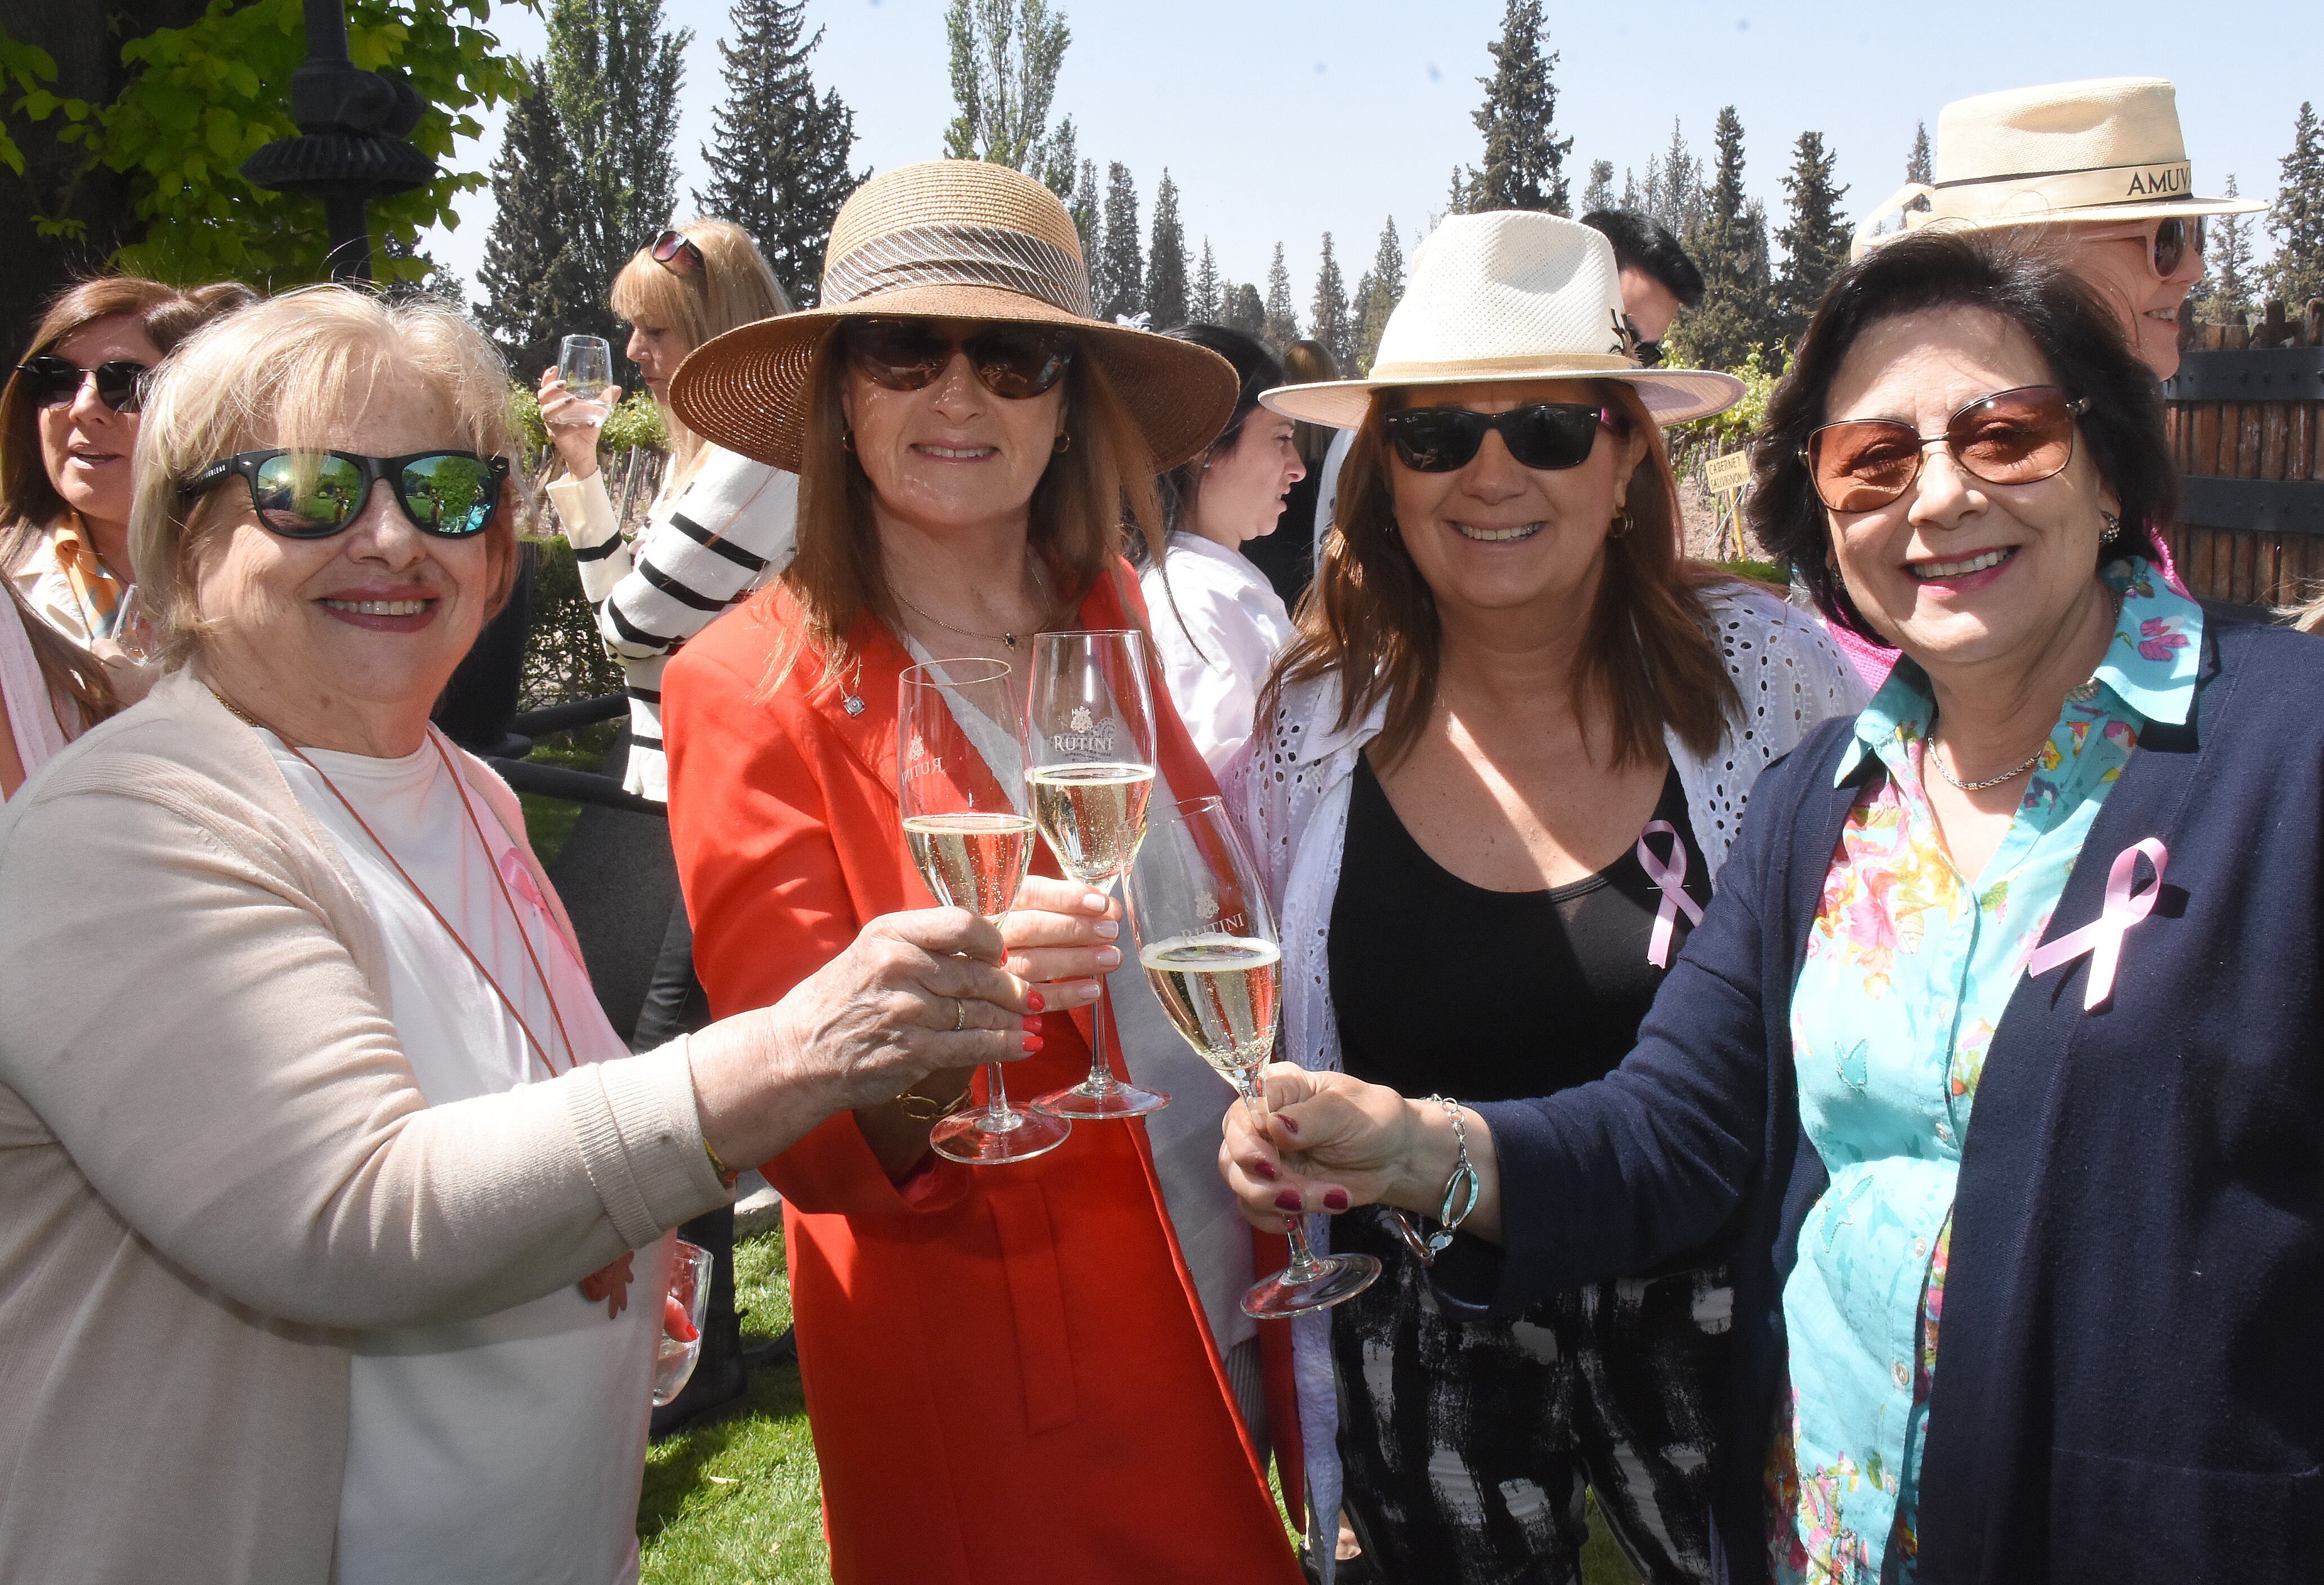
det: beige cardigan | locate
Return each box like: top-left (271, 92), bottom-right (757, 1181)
top-left (0, 670), bottom-right (731, 1583)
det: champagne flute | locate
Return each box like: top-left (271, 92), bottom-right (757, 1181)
top-left (553, 335), bottom-right (614, 427)
top-left (898, 657), bottom-right (1071, 1165)
top-left (1024, 630), bottom-right (1169, 1120)
top-left (1125, 795), bottom-right (1380, 1317)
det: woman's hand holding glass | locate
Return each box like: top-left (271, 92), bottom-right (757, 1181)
top-left (1218, 1064), bottom-right (1505, 1247)
top-left (535, 366), bottom-right (623, 482)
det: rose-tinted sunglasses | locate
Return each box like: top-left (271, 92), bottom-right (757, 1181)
top-left (1802, 386), bottom-right (2089, 513)
top-left (652, 229), bottom-right (705, 278)
top-left (840, 318), bottom-right (1076, 400)
top-left (1383, 402), bottom-right (1621, 473)
top-left (15, 355), bottom-right (152, 415)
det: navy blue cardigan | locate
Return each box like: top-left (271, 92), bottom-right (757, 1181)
top-left (1433, 611), bottom-right (2324, 1582)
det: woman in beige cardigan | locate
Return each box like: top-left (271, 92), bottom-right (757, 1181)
top-left (0, 287), bottom-right (1109, 1584)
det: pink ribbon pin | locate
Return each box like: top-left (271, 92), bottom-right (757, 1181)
top-left (1637, 820), bottom-right (1706, 968)
top-left (2023, 838), bottom-right (2167, 1011)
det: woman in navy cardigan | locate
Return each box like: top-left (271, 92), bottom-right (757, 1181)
top-left (1223, 231), bottom-right (2324, 1584)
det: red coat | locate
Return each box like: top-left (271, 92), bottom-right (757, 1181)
top-left (663, 565), bottom-right (1304, 1584)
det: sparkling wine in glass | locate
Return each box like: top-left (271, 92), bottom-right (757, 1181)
top-left (899, 657), bottom-right (1071, 1165)
top-left (1024, 630), bottom-right (1169, 1120)
top-left (554, 334), bottom-right (614, 427)
top-left (1125, 796), bottom-right (1380, 1317)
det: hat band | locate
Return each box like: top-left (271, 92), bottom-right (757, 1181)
top-left (1931, 159), bottom-right (2194, 218)
top-left (820, 223), bottom-right (1094, 319)
top-left (1367, 351), bottom-right (1639, 383)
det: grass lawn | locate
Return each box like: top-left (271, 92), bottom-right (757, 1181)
top-left (637, 1234), bottom-right (1642, 1585)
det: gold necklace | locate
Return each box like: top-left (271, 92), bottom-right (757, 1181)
top-left (887, 550), bottom-right (1045, 652)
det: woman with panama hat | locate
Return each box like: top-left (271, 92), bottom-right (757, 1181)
top-left (1222, 211), bottom-right (1861, 1583)
top-left (656, 160), bottom-right (1306, 1583)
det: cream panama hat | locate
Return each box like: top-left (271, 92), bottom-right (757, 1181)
top-left (1259, 212), bottom-right (1743, 431)
top-left (668, 160), bottom-right (1237, 473)
top-left (1854, 77), bottom-right (2266, 258)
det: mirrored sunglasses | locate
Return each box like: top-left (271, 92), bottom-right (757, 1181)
top-left (1802, 386), bottom-right (2089, 514)
top-left (1382, 402), bottom-right (1620, 473)
top-left (2081, 215), bottom-right (2207, 279)
top-left (181, 449), bottom-right (509, 539)
top-left (15, 355), bottom-right (152, 414)
top-left (839, 317), bottom-right (1076, 400)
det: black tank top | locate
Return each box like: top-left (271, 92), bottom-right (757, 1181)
top-left (1329, 755), bottom-right (1714, 1104)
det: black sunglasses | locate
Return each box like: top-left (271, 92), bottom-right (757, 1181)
top-left (15, 355), bottom-right (153, 415)
top-left (181, 449), bottom-right (508, 539)
top-left (651, 229), bottom-right (705, 278)
top-left (840, 318), bottom-right (1076, 400)
top-left (1382, 402), bottom-right (1620, 473)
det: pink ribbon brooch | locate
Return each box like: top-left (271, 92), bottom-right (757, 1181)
top-left (2023, 838), bottom-right (2167, 1011)
top-left (1637, 821), bottom-right (1705, 968)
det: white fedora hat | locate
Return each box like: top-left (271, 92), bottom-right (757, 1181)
top-left (1261, 212), bottom-right (1743, 431)
top-left (1855, 76), bottom-right (2265, 258)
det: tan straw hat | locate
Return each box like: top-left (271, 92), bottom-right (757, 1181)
top-left (1260, 212), bottom-right (1743, 431)
top-left (1854, 77), bottom-right (2266, 258)
top-left (667, 160), bottom-right (1236, 473)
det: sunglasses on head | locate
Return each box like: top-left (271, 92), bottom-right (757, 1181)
top-left (181, 449), bottom-right (509, 539)
top-left (1620, 314), bottom-right (1665, 368)
top-left (1802, 386), bottom-right (2089, 514)
top-left (839, 317), bottom-right (1076, 400)
top-left (15, 355), bottom-right (152, 415)
top-left (1382, 402), bottom-right (1621, 473)
top-left (2082, 214), bottom-right (2207, 279)
top-left (651, 229), bottom-right (705, 278)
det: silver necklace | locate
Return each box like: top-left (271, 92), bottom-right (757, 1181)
top-left (1927, 736), bottom-right (2045, 791)
top-left (888, 555), bottom-right (1044, 652)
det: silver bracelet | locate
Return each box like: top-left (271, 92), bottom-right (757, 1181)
top-left (1388, 1094), bottom-right (1480, 1268)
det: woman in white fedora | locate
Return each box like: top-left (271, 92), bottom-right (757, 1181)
top-left (1227, 212), bottom-right (1862, 1584)
top-left (1856, 76), bottom-right (2264, 381)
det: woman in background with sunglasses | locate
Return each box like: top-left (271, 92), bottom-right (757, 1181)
top-left (0, 285), bottom-right (1057, 1583)
top-left (1226, 229), bottom-right (2324, 1583)
top-left (1226, 211), bottom-right (1860, 1585)
top-left (658, 162), bottom-right (1311, 1584)
top-left (2, 276), bottom-right (252, 701)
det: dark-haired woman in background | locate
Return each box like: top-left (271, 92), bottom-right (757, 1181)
top-left (1223, 230), bottom-right (2324, 1583)
top-left (1242, 337), bottom-right (1338, 607)
top-left (1142, 324), bottom-right (1306, 772)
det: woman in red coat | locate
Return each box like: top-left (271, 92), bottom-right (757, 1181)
top-left (659, 160), bottom-right (1307, 1583)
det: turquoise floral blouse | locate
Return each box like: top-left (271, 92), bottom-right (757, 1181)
top-left (1767, 559), bottom-right (2201, 1583)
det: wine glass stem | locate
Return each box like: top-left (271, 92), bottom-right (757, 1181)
top-left (1239, 1075), bottom-right (1325, 1280)
top-left (981, 1062), bottom-right (1015, 1125)
top-left (1081, 876), bottom-right (1120, 1094)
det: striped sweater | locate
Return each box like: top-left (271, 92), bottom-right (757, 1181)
top-left (544, 446), bottom-right (799, 800)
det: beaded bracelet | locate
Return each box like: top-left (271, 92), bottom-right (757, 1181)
top-left (1388, 1094), bottom-right (1480, 1267)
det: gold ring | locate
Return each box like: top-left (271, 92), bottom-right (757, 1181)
top-left (951, 997), bottom-right (966, 1032)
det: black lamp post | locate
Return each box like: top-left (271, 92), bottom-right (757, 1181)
top-left (240, 0), bottom-right (437, 281)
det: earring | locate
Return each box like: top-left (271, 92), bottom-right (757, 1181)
top-left (1609, 504), bottom-right (1634, 539)
top-left (2099, 509), bottom-right (2122, 545)
top-left (1053, 431), bottom-right (1071, 454)
top-left (841, 427), bottom-right (856, 454)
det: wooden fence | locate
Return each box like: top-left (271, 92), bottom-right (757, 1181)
top-left (2159, 302), bottom-right (2324, 606)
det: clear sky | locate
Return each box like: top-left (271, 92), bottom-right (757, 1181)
top-left (423, 0), bottom-right (2318, 320)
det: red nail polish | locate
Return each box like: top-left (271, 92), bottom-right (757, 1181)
top-left (1251, 1158), bottom-right (1277, 1181)
top-left (1278, 1115), bottom-right (1300, 1136)
top-left (1273, 1190), bottom-right (1304, 1212)
top-left (1027, 990), bottom-right (1045, 1012)
top-left (1023, 1014), bottom-right (1044, 1033)
top-left (1022, 1033), bottom-right (1043, 1054)
top-left (1323, 1189), bottom-right (1350, 1212)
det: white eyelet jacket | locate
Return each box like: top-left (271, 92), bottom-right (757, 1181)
top-left (1219, 580), bottom-right (1865, 1573)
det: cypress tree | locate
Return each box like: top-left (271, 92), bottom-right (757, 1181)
top-left (1070, 156), bottom-right (1100, 266)
top-left (547, 0), bottom-right (690, 341)
top-left (1643, 119), bottom-right (1704, 239)
top-left (1681, 106), bottom-right (1780, 370)
top-left (2265, 101), bottom-right (2324, 308)
top-left (1096, 162), bottom-right (1143, 321)
top-left (1262, 243), bottom-right (1298, 353)
top-left (1224, 283), bottom-right (1265, 339)
top-left (1775, 130), bottom-right (1849, 356)
top-left (1191, 239), bottom-right (1222, 324)
top-left (1465, 0), bottom-right (1570, 214)
top-left (1906, 120), bottom-right (1934, 213)
top-left (1581, 159), bottom-right (1615, 216)
top-left (1310, 231), bottom-right (1352, 372)
top-left (1351, 217), bottom-right (1406, 374)
top-left (2194, 176), bottom-right (2257, 325)
top-left (1145, 171), bottom-right (1190, 330)
top-left (477, 61), bottom-right (593, 375)
top-left (694, 0), bottom-right (863, 308)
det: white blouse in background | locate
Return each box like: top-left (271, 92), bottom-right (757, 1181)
top-left (266, 732), bottom-right (661, 1585)
top-left (1140, 531), bottom-right (1297, 775)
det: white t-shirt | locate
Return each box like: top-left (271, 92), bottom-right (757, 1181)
top-left (1139, 532), bottom-right (1297, 775)
top-left (266, 731), bottom-right (661, 1585)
